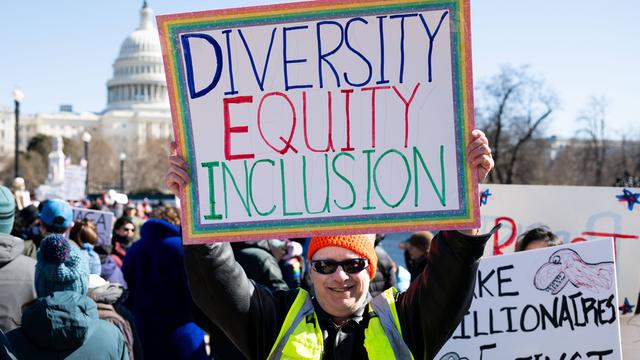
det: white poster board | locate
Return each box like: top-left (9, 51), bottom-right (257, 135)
top-left (478, 184), bottom-right (640, 314)
top-left (158, 0), bottom-right (479, 242)
top-left (63, 165), bottom-right (86, 201)
top-left (72, 207), bottom-right (113, 246)
top-left (436, 239), bottom-right (622, 359)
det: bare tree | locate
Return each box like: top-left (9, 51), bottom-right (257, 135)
top-left (575, 96), bottom-right (608, 185)
top-left (87, 133), bottom-right (118, 193)
top-left (0, 151), bottom-right (47, 191)
top-left (0, 134), bottom-right (82, 191)
top-left (475, 65), bottom-right (558, 184)
top-left (128, 138), bottom-right (171, 193)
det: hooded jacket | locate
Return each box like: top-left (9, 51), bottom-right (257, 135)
top-left (6, 291), bottom-right (128, 359)
top-left (89, 283), bottom-right (143, 360)
top-left (0, 233), bottom-right (36, 332)
top-left (122, 218), bottom-right (207, 360)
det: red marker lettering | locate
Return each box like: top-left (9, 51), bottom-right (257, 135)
top-left (223, 96), bottom-right (255, 161)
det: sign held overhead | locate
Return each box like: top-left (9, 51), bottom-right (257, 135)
top-left (158, 0), bottom-right (479, 243)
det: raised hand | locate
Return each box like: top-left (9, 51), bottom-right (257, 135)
top-left (468, 129), bottom-right (493, 183)
top-left (165, 141), bottom-right (190, 196)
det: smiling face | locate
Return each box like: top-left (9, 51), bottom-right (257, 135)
top-left (310, 246), bottom-right (370, 319)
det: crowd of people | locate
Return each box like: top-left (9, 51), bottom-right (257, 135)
top-left (0, 130), bottom-right (566, 359)
top-left (0, 185), bottom-right (345, 359)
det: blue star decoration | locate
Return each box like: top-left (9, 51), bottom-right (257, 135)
top-left (616, 188), bottom-right (640, 211)
top-left (480, 189), bottom-right (492, 206)
top-left (619, 297), bottom-right (635, 315)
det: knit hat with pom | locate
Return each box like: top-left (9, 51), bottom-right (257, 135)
top-left (35, 234), bottom-right (89, 297)
top-left (308, 234), bottom-right (378, 279)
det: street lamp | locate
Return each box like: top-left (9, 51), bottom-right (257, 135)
top-left (12, 88), bottom-right (24, 179)
top-left (119, 152), bottom-right (127, 193)
top-left (82, 131), bottom-right (92, 195)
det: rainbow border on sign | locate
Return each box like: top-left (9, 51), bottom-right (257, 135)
top-left (157, 0), bottom-right (479, 243)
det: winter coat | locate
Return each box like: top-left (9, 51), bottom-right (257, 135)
top-left (0, 329), bottom-right (17, 360)
top-left (202, 241), bottom-right (290, 359)
top-left (80, 243), bottom-right (102, 275)
top-left (122, 218), bottom-right (207, 360)
top-left (94, 244), bottom-right (127, 288)
top-left (101, 254), bottom-right (128, 288)
top-left (369, 245), bottom-right (397, 297)
top-left (409, 255), bottom-right (428, 283)
top-left (90, 283), bottom-right (142, 360)
top-left (0, 233), bottom-right (36, 332)
top-left (231, 240), bottom-right (289, 292)
top-left (6, 291), bottom-right (128, 359)
top-left (183, 228), bottom-right (498, 360)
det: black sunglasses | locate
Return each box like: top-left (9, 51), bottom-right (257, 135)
top-left (310, 258), bottom-right (369, 275)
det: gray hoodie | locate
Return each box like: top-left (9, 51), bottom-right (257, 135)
top-left (0, 233), bottom-right (36, 332)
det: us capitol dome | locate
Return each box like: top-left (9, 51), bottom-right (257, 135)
top-left (99, 1), bottom-right (172, 146)
top-left (15, 1), bottom-right (173, 156)
top-left (106, 1), bottom-right (169, 111)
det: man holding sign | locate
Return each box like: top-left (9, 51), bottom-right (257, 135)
top-left (166, 130), bottom-right (494, 360)
top-left (161, 0), bottom-right (493, 358)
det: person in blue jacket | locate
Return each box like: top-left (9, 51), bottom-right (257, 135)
top-left (122, 206), bottom-right (208, 360)
top-left (6, 234), bottom-right (128, 359)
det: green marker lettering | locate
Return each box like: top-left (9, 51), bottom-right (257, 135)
top-left (362, 149), bottom-right (376, 210)
top-left (373, 149), bottom-right (410, 208)
top-left (200, 161), bottom-right (223, 220)
top-left (302, 154), bottom-right (330, 214)
top-left (249, 159), bottom-right (277, 216)
top-left (413, 145), bottom-right (446, 207)
top-left (280, 158), bottom-right (302, 216)
top-left (331, 152), bottom-right (356, 210)
top-left (221, 161), bottom-right (251, 218)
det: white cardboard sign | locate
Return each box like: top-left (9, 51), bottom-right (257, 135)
top-left (477, 184), bottom-right (640, 313)
top-left (477, 185), bottom-right (640, 255)
top-left (436, 239), bottom-right (622, 359)
top-left (158, 0), bottom-right (479, 242)
top-left (63, 165), bottom-right (86, 201)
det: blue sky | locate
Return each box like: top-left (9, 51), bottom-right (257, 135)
top-left (1, 0), bottom-right (637, 139)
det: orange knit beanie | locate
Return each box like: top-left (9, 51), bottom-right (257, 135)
top-left (308, 235), bottom-right (378, 279)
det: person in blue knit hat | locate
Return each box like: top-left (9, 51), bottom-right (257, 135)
top-left (33, 233), bottom-right (89, 296)
top-left (6, 234), bottom-right (129, 359)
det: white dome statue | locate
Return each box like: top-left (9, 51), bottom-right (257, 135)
top-left (106, 1), bottom-right (169, 111)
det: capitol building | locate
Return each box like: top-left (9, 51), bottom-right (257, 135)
top-left (5, 3), bottom-right (172, 156)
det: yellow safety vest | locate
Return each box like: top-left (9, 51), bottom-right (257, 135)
top-left (267, 288), bottom-right (414, 360)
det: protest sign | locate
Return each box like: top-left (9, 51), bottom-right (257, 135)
top-left (436, 239), bottom-right (622, 359)
top-left (477, 184), bottom-right (640, 315)
top-left (72, 207), bottom-right (113, 245)
top-left (157, 0), bottom-right (480, 243)
top-left (477, 184), bottom-right (640, 255)
top-left (63, 165), bottom-right (86, 201)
